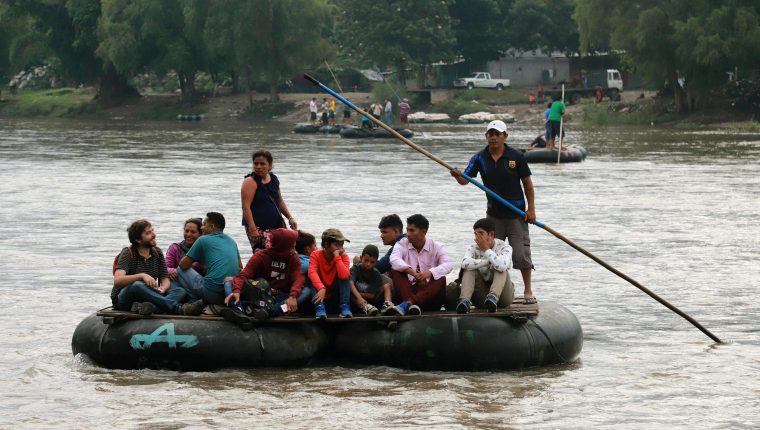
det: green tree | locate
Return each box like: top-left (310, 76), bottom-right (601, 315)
top-left (204, 0), bottom-right (334, 105)
top-left (449, 0), bottom-right (509, 67)
top-left (0, 0), bottom-right (137, 101)
top-left (251, 0), bottom-right (335, 102)
top-left (575, 0), bottom-right (760, 112)
top-left (97, 0), bottom-right (209, 101)
top-left (505, 0), bottom-right (579, 54)
top-left (337, 0), bottom-right (457, 87)
top-left (202, 0), bottom-right (240, 92)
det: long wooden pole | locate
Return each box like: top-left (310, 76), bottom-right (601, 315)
top-left (304, 73), bottom-right (723, 344)
top-left (557, 84), bottom-right (565, 164)
top-left (324, 60), bottom-right (345, 95)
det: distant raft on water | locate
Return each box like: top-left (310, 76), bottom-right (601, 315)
top-left (176, 114), bottom-right (203, 121)
top-left (339, 126), bottom-right (414, 139)
top-left (522, 144), bottom-right (588, 163)
top-left (293, 123), bottom-right (346, 134)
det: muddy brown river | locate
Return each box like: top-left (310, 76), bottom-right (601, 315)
top-left (0, 118), bottom-right (758, 428)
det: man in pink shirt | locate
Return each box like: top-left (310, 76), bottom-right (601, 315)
top-left (388, 214), bottom-right (453, 315)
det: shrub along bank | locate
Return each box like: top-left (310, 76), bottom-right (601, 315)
top-left (0, 88), bottom-right (94, 117)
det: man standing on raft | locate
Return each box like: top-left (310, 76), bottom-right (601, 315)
top-left (451, 120), bottom-right (538, 304)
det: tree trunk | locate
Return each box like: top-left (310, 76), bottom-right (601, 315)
top-left (231, 71), bottom-right (239, 94)
top-left (245, 67), bottom-right (254, 110)
top-left (396, 61), bottom-right (407, 86)
top-left (269, 83), bottom-right (279, 102)
top-left (416, 64), bottom-right (429, 89)
top-left (96, 65), bottom-right (139, 106)
top-left (178, 72), bottom-right (197, 102)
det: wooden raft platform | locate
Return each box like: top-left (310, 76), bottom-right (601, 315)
top-left (97, 298), bottom-right (538, 325)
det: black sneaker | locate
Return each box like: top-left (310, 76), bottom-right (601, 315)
top-left (250, 308), bottom-right (269, 322)
top-left (456, 299), bottom-right (471, 314)
top-left (219, 307), bottom-right (250, 324)
top-left (484, 294), bottom-right (498, 313)
top-left (181, 299), bottom-right (204, 316)
top-left (131, 302), bottom-right (157, 316)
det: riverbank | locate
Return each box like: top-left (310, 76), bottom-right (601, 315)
top-left (1, 87), bottom-right (755, 130)
top-left (0, 87), bottom-right (573, 128)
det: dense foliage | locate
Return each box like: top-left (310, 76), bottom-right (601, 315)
top-left (574, 0), bottom-right (760, 112)
top-left (2, 0), bottom-right (757, 113)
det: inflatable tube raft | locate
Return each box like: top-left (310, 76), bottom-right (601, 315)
top-left (339, 127), bottom-right (414, 139)
top-left (523, 145), bottom-right (587, 163)
top-left (293, 123), bottom-right (321, 133)
top-left (293, 124), bottom-right (345, 134)
top-left (71, 313), bottom-right (328, 370)
top-left (72, 302), bottom-right (581, 371)
top-left (332, 302), bottom-right (582, 371)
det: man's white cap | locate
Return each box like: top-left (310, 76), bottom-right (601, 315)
top-left (486, 120), bottom-right (507, 133)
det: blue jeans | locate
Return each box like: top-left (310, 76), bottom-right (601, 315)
top-left (270, 285), bottom-right (315, 316)
top-left (173, 267), bottom-right (225, 305)
top-left (117, 281), bottom-right (186, 314)
top-left (321, 278), bottom-right (351, 314)
top-left (385, 111), bottom-right (392, 125)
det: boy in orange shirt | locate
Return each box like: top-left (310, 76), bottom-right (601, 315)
top-left (308, 228), bottom-right (352, 319)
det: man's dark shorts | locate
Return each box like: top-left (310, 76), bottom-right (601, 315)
top-left (487, 215), bottom-right (533, 270)
top-left (548, 120), bottom-right (562, 139)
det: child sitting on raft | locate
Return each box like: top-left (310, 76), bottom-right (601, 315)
top-left (349, 244), bottom-right (394, 316)
top-left (223, 228), bottom-right (309, 322)
top-left (308, 228), bottom-right (353, 319)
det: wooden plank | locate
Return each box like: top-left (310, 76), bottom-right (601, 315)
top-left (96, 301), bottom-right (538, 324)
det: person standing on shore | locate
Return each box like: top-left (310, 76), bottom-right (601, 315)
top-left (450, 120), bottom-right (537, 304)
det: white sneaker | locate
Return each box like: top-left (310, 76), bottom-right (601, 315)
top-left (362, 303), bottom-right (379, 316)
top-left (380, 301), bottom-right (395, 315)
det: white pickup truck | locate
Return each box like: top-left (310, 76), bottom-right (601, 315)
top-left (453, 72), bottom-right (511, 90)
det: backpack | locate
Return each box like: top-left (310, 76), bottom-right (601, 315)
top-left (239, 278), bottom-right (274, 316)
top-left (112, 246), bottom-right (159, 275)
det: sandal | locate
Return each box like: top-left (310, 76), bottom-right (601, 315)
top-left (524, 296), bottom-right (538, 304)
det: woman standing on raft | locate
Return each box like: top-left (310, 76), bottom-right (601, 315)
top-left (241, 150), bottom-right (298, 252)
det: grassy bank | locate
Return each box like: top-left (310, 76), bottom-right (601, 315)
top-left (0, 88), bottom-right (95, 117)
top-left (582, 97), bottom-right (758, 128)
top-left (582, 100), bottom-right (678, 126)
top-left (433, 87), bottom-right (529, 118)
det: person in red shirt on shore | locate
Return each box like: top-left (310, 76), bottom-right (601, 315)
top-left (308, 228), bottom-right (353, 319)
top-left (222, 228), bottom-right (306, 322)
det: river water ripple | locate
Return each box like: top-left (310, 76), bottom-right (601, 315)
top-left (0, 118), bottom-right (758, 429)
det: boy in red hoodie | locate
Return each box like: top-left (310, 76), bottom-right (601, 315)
top-left (308, 228), bottom-right (352, 319)
top-left (223, 228), bottom-right (306, 322)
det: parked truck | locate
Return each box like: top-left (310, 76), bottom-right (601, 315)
top-left (453, 72), bottom-right (511, 90)
top-left (544, 69), bottom-right (624, 104)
